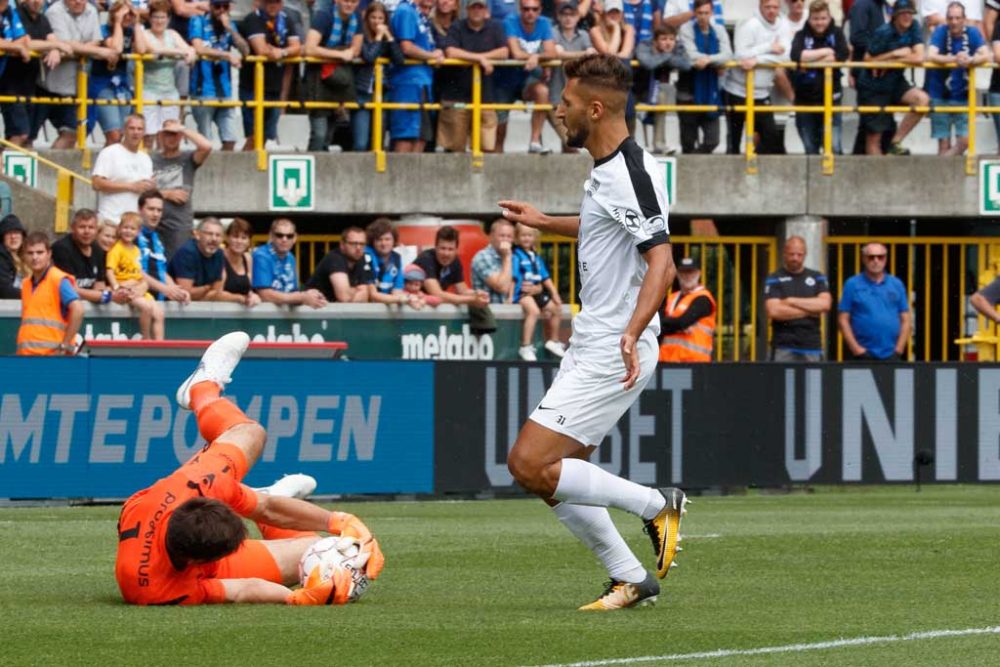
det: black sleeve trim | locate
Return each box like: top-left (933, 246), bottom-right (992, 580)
top-left (637, 230), bottom-right (670, 254)
top-left (661, 295), bottom-right (713, 333)
top-left (621, 139), bottom-right (663, 219)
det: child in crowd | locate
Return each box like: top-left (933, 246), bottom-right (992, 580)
top-left (106, 212), bottom-right (166, 340)
top-left (635, 24), bottom-right (691, 155)
top-left (511, 223), bottom-right (565, 361)
top-left (96, 222), bottom-right (118, 253)
top-left (402, 263), bottom-right (441, 309)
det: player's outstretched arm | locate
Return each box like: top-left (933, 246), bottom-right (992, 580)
top-left (498, 200), bottom-right (580, 239)
top-left (221, 578), bottom-right (294, 603)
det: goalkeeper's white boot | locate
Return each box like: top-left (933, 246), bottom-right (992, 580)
top-left (578, 571), bottom-right (659, 611)
top-left (254, 474), bottom-right (317, 499)
top-left (176, 332), bottom-right (251, 409)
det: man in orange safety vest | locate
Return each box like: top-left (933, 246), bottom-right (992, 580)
top-left (658, 257), bottom-right (716, 362)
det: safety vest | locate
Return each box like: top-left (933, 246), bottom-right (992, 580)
top-left (17, 266), bottom-right (76, 356)
top-left (659, 286), bottom-right (716, 362)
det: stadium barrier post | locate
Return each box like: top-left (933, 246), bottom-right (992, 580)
top-left (745, 68), bottom-right (757, 175)
top-left (966, 66), bottom-right (977, 177)
top-left (472, 61), bottom-right (483, 169)
top-left (374, 60), bottom-right (386, 173)
top-left (55, 171), bottom-right (73, 233)
top-left (822, 64), bottom-right (834, 175)
top-left (75, 57), bottom-right (88, 155)
top-left (254, 58), bottom-right (266, 171)
top-left (133, 56), bottom-right (145, 116)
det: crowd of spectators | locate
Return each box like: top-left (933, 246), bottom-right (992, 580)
top-left (6, 0), bottom-right (1000, 154)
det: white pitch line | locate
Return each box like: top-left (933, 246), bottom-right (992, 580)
top-left (526, 625), bottom-right (1000, 667)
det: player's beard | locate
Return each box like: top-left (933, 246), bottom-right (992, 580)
top-left (566, 124), bottom-right (589, 149)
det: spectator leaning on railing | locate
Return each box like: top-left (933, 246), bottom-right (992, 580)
top-left (471, 217), bottom-right (515, 303)
top-left (167, 217), bottom-right (225, 301)
top-left (925, 2), bottom-right (990, 157)
top-left (88, 1), bottom-right (137, 147)
top-left (497, 0), bottom-right (556, 154)
top-left (0, 0), bottom-right (72, 149)
top-left (305, 226), bottom-right (373, 302)
top-left (52, 208), bottom-right (130, 306)
top-left (36, 0), bottom-right (117, 149)
top-left (239, 0), bottom-right (302, 151)
top-left (856, 0), bottom-right (928, 156)
top-left (636, 24), bottom-right (691, 155)
top-left (17, 231), bottom-right (84, 356)
top-left (414, 225), bottom-right (490, 307)
top-left (137, 189), bottom-right (193, 303)
top-left (990, 16), bottom-right (1000, 149)
top-left (92, 114), bottom-right (156, 225)
top-left (848, 0), bottom-right (893, 155)
top-left (252, 218), bottom-right (328, 308)
top-left (790, 0), bottom-right (848, 155)
top-left (677, 0), bottom-right (731, 154)
top-left (723, 0), bottom-right (788, 155)
top-left (303, 0), bottom-right (363, 153)
top-left (364, 217), bottom-right (418, 306)
top-left (389, 0), bottom-right (444, 153)
top-left (218, 217), bottom-right (261, 306)
top-left (439, 0), bottom-right (508, 152)
top-left (135, 0), bottom-right (197, 147)
top-left (354, 2), bottom-right (404, 152)
top-left (189, 0), bottom-right (249, 152)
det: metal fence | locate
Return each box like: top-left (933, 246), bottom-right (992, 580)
top-left (2, 54), bottom-right (994, 175)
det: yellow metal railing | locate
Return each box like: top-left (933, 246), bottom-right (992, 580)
top-left (8, 53), bottom-right (996, 175)
top-left (0, 138), bottom-right (91, 233)
top-left (826, 237), bottom-right (1000, 362)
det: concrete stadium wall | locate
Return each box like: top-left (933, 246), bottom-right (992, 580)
top-left (23, 151), bottom-right (986, 222)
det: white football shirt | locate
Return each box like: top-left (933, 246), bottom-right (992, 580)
top-left (571, 137), bottom-right (670, 347)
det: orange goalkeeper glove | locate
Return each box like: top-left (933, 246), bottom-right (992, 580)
top-left (327, 512), bottom-right (385, 580)
top-left (285, 566), bottom-right (353, 606)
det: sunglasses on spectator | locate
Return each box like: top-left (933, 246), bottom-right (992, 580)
top-left (521, 5), bottom-right (541, 11)
top-left (864, 254), bottom-right (886, 260)
top-left (274, 232), bottom-right (295, 240)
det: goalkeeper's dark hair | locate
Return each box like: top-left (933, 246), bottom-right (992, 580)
top-left (563, 54), bottom-right (632, 94)
top-left (166, 497), bottom-right (247, 564)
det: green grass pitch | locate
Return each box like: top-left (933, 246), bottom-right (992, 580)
top-left (2, 485), bottom-right (999, 666)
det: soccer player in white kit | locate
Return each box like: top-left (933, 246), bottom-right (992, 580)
top-left (499, 54), bottom-right (688, 611)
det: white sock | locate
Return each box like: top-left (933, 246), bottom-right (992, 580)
top-left (554, 458), bottom-right (666, 521)
top-left (553, 502), bottom-right (647, 584)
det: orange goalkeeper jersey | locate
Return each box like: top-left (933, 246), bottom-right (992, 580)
top-left (114, 443), bottom-right (258, 605)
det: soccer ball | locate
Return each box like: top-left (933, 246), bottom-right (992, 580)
top-left (297, 536), bottom-right (370, 602)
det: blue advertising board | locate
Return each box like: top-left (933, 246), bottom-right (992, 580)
top-left (0, 358), bottom-right (434, 498)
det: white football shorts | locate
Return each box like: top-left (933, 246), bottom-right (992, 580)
top-left (529, 331), bottom-right (658, 447)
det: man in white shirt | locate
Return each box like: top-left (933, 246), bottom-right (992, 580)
top-left (91, 114), bottom-right (156, 225)
top-left (499, 54), bottom-right (687, 612)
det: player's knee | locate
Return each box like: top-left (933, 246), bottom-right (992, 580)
top-left (507, 445), bottom-right (540, 489)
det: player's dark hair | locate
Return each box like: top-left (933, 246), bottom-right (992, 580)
top-left (563, 54), bottom-right (632, 94)
top-left (165, 497), bottom-right (247, 565)
top-left (436, 225), bottom-right (459, 245)
top-left (366, 217), bottom-right (398, 245)
top-left (138, 189), bottom-right (164, 209)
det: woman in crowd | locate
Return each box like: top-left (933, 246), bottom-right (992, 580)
top-left (134, 0), bottom-right (197, 147)
top-left (0, 214), bottom-right (27, 299)
top-left (590, 0), bottom-right (636, 58)
top-left (90, 0), bottom-right (137, 146)
top-left (354, 2), bottom-right (404, 151)
top-left (219, 218), bottom-right (261, 306)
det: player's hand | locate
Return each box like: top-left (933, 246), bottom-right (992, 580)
top-left (498, 200), bottom-right (545, 229)
top-left (619, 333), bottom-right (640, 390)
top-left (286, 566), bottom-right (352, 605)
top-left (356, 536), bottom-right (384, 579)
top-left (328, 511), bottom-right (384, 579)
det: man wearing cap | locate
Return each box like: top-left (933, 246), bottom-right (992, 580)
top-left (152, 119), bottom-right (213, 260)
top-left (658, 257), bottom-right (715, 362)
top-left (438, 0), bottom-right (508, 153)
top-left (856, 0), bottom-right (928, 156)
top-left (838, 242), bottom-right (910, 361)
